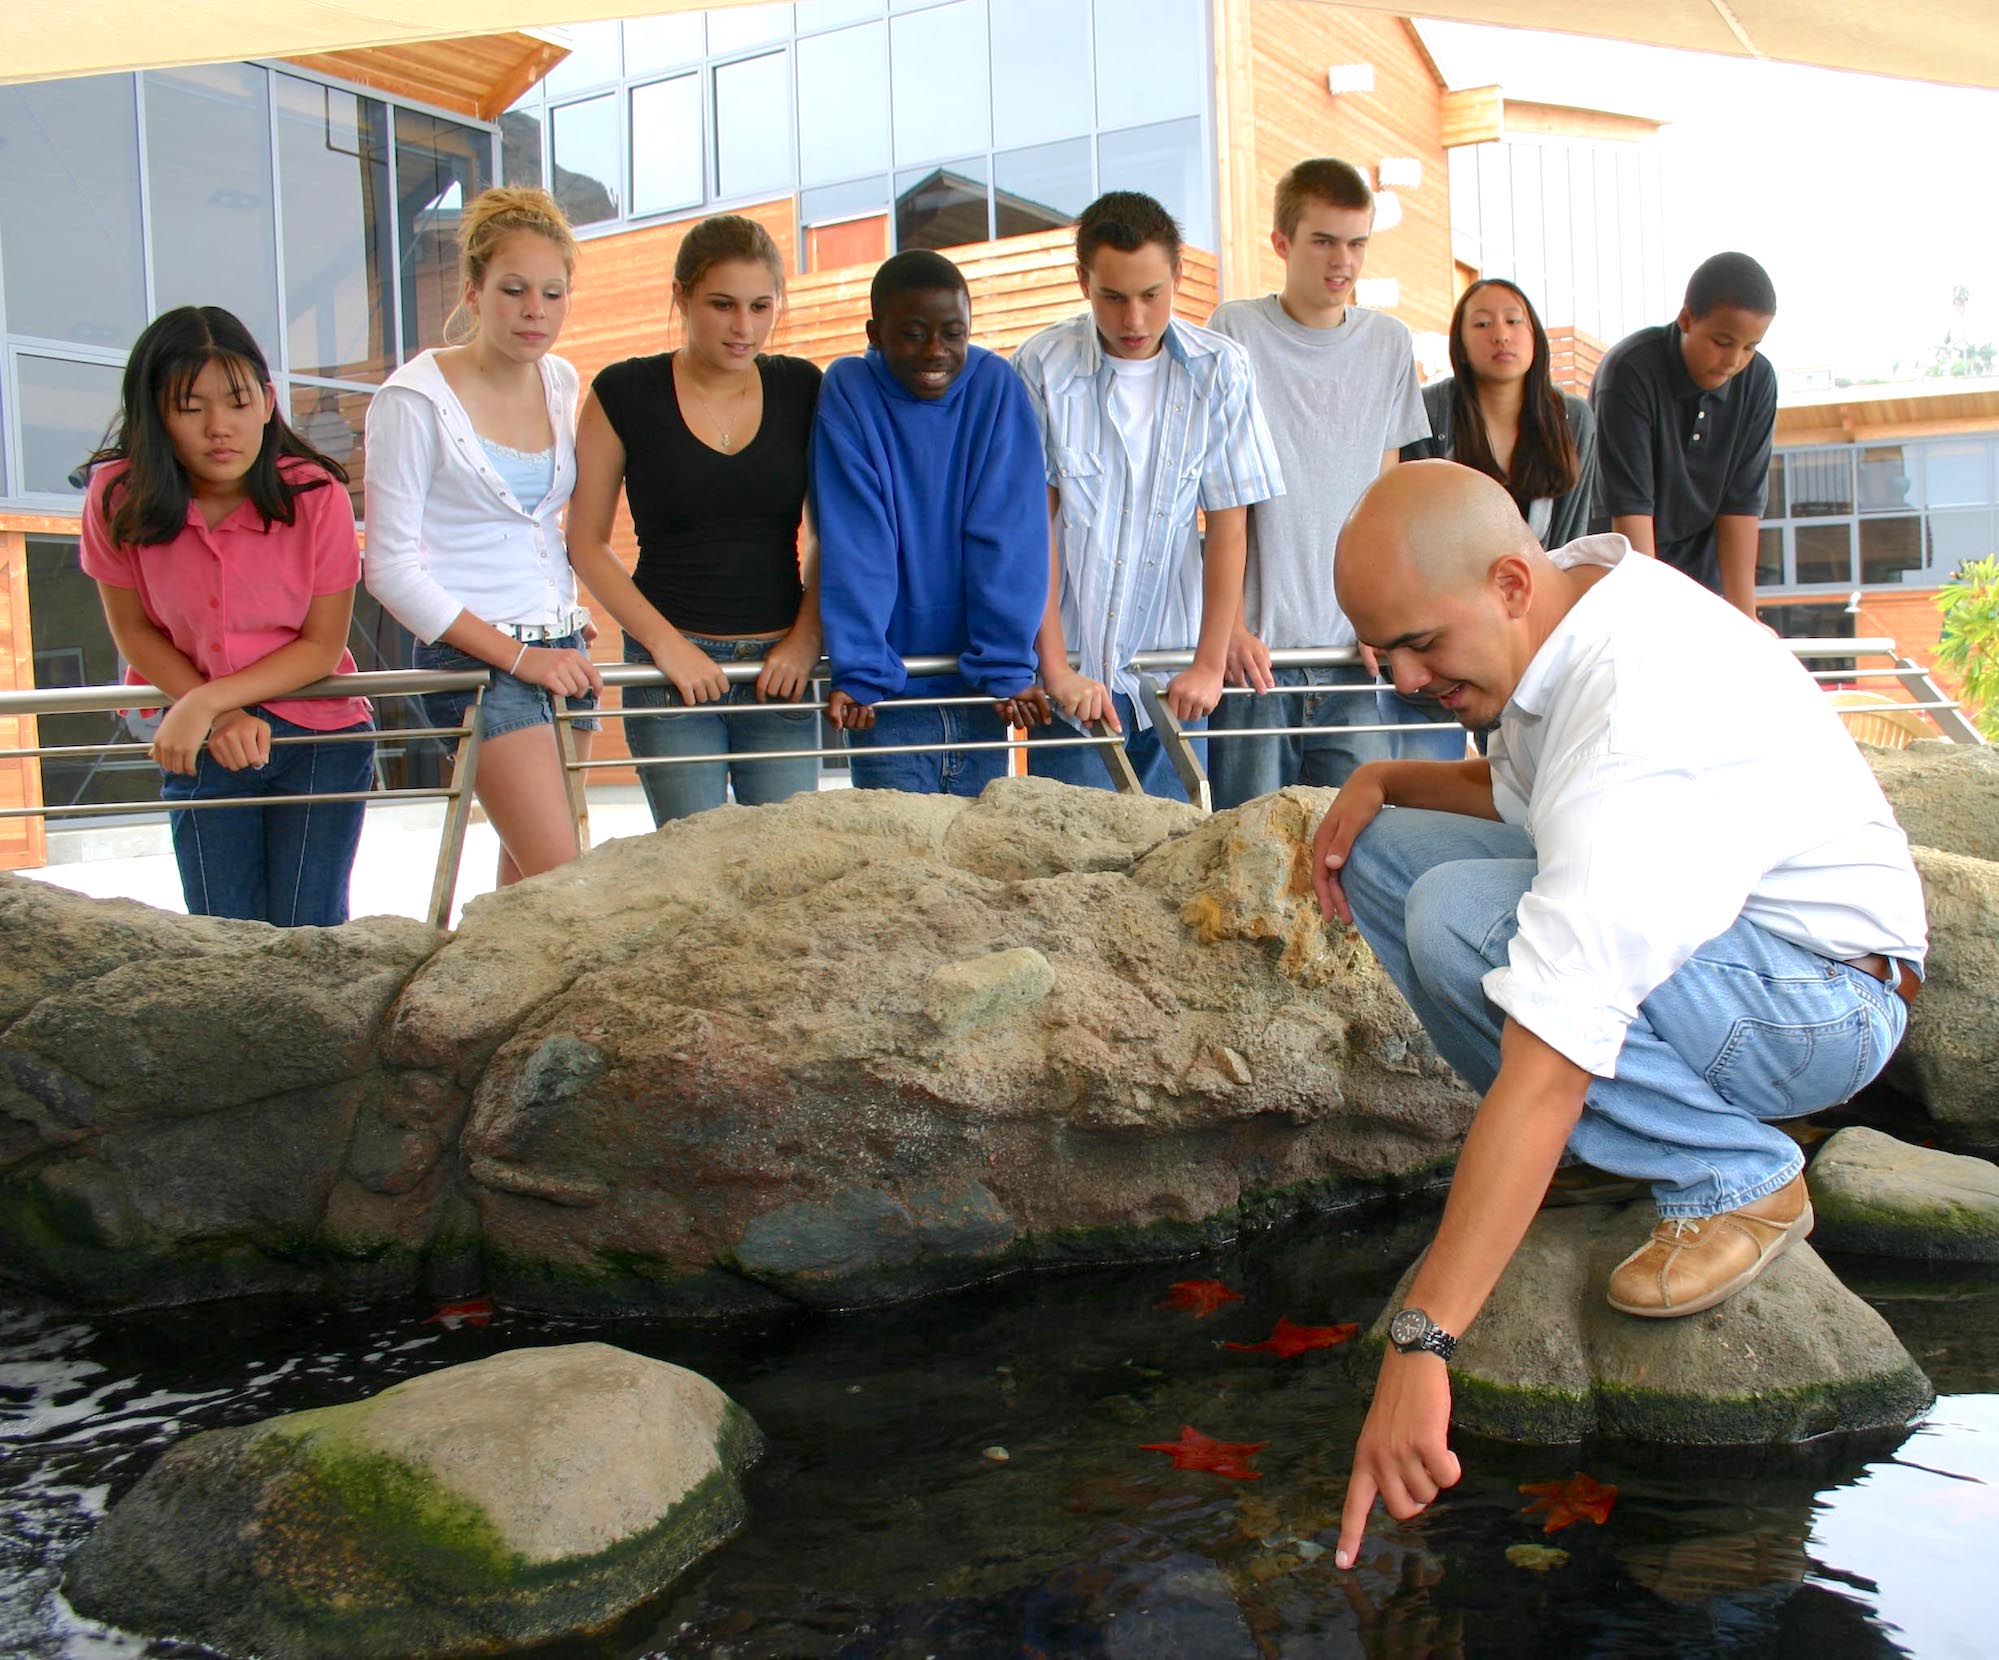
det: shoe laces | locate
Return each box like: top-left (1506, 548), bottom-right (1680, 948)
top-left (1666, 1217), bottom-right (1704, 1241)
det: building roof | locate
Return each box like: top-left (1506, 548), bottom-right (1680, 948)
top-left (1775, 379), bottom-right (1999, 445)
top-left (4, 1), bottom-right (1998, 92)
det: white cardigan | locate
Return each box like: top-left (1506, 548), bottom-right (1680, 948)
top-left (362, 349), bottom-right (583, 645)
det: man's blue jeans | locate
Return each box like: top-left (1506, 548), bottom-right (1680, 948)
top-left (622, 634), bottom-right (820, 824)
top-left (1209, 667), bottom-right (1466, 810)
top-left (160, 712), bottom-right (373, 928)
top-left (847, 698), bottom-right (1011, 797)
top-left (1024, 693), bottom-right (1205, 803)
top-left (1342, 807), bottom-right (1908, 1216)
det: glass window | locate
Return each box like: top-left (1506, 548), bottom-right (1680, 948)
top-left (550, 95), bottom-right (621, 227)
top-left (1097, 118), bottom-right (1211, 250)
top-left (144, 65), bottom-right (281, 353)
top-left (545, 21), bottom-right (622, 97)
top-left (1093, 0), bottom-right (1203, 132)
top-left (631, 75), bottom-right (705, 218)
top-left (501, 110), bottom-right (544, 189)
top-left (994, 139), bottom-right (1093, 238)
top-left (803, 177), bottom-right (893, 224)
top-left (0, 77), bottom-right (146, 351)
top-left (396, 109), bottom-right (494, 360)
top-left (1794, 522), bottom-right (1854, 586)
top-left (799, 0), bottom-right (884, 28)
top-left (1857, 444), bottom-right (1915, 512)
top-left (992, 0), bottom-right (1092, 149)
top-left (1859, 516), bottom-right (1923, 585)
top-left (1569, 148), bottom-right (1601, 341)
top-left (710, 2), bottom-right (795, 55)
top-left (275, 76), bottom-right (395, 383)
top-left (1764, 453), bottom-right (1787, 518)
top-left (1788, 449), bottom-right (1853, 518)
top-left (895, 157), bottom-right (989, 250)
top-left (1540, 146), bottom-right (1574, 325)
top-left (1474, 145), bottom-right (1513, 272)
top-left (17, 356), bottom-right (121, 497)
top-left (1921, 438), bottom-right (1991, 508)
top-left (798, 24), bottom-right (889, 187)
top-left (623, 13), bottom-right (705, 74)
top-left (1509, 144), bottom-right (1546, 297)
top-left (891, 0), bottom-right (990, 165)
top-left (1756, 526), bottom-right (1783, 586)
top-left (290, 382), bottom-right (370, 516)
top-left (715, 53), bottom-right (794, 201)
top-left (1929, 509), bottom-right (1995, 577)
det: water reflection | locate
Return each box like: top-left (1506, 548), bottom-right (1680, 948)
top-left (0, 1220), bottom-right (1992, 1658)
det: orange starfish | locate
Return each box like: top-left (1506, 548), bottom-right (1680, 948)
top-left (1518, 1472), bottom-right (1619, 1533)
top-left (1157, 1278), bottom-right (1244, 1318)
top-left (1140, 1425), bottom-right (1268, 1480)
top-left (1223, 1317), bottom-right (1360, 1358)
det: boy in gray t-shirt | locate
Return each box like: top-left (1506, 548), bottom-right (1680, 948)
top-left (1206, 157), bottom-right (1459, 808)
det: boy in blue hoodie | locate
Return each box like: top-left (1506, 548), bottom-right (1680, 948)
top-left (813, 251), bottom-right (1050, 795)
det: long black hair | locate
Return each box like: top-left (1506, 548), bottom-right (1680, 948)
top-left (1445, 278), bottom-right (1578, 512)
top-left (88, 305), bottom-right (346, 548)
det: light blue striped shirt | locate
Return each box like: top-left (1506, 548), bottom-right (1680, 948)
top-left (1012, 314), bottom-right (1285, 726)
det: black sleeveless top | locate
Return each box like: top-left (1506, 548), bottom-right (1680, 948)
top-left (592, 351), bottom-right (821, 635)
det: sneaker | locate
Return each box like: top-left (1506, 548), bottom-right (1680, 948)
top-left (1605, 1175), bottom-right (1814, 1319)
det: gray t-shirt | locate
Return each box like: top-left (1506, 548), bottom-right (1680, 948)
top-left (1207, 296), bottom-right (1428, 647)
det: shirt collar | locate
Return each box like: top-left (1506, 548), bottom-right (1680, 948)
top-left (863, 342), bottom-right (984, 409)
top-left (1661, 319), bottom-right (1735, 408)
top-left (1042, 314), bottom-right (1220, 398)
top-left (1508, 534), bottom-right (1631, 719)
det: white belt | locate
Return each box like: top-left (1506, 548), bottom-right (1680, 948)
top-left (496, 608), bottom-right (589, 643)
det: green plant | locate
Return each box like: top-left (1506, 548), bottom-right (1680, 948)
top-left (1935, 556), bottom-right (1999, 741)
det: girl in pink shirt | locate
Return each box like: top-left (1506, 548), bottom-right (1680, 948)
top-left (82, 306), bottom-right (375, 927)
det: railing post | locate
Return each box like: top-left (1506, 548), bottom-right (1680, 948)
top-left (427, 687), bottom-right (486, 931)
top-left (1088, 717), bottom-right (1143, 793)
top-left (1135, 675), bottom-right (1212, 813)
top-left (554, 708), bottom-right (591, 852)
top-left (1888, 657), bottom-right (1986, 746)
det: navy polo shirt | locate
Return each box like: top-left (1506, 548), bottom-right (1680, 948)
top-left (1589, 321), bottom-right (1777, 593)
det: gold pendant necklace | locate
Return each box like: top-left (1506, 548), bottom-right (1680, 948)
top-left (680, 356), bottom-right (752, 452)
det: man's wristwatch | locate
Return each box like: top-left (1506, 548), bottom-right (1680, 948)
top-left (1388, 1306), bottom-right (1458, 1362)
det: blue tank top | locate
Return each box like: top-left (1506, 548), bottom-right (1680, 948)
top-left (478, 435), bottom-right (555, 508)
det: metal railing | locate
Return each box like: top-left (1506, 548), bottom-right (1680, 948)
top-left (0, 637), bottom-right (1980, 926)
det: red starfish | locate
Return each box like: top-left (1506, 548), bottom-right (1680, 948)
top-left (1518, 1473), bottom-right (1619, 1533)
top-left (1157, 1279), bottom-right (1244, 1318)
top-left (1141, 1425), bottom-right (1268, 1480)
top-left (1223, 1316), bottom-right (1360, 1357)
top-left (423, 1296), bottom-right (494, 1329)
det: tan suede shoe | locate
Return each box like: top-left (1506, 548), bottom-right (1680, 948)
top-left (1605, 1175), bottom-right (1814, 1319)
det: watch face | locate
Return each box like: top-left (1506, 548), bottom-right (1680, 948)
top-left (1390, 1309), bottom-right (1427, 1348)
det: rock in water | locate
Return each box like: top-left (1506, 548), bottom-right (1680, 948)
top-left (1808, 1126), bottom-right (1999, 1262)
top-left (1365, 1206), bottom-right (1934, 1444)
top-left (64, 1343), bottom-right (760, 1659)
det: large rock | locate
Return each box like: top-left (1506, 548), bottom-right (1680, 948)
top-left (64, 1343), bottom-right (760, 1659)
top-left (1864, 741), bottom-right (1999, 864)
top-left (2, 782), bottom-right (1474, 1313)
top-left (1365, 1205), bottom-right (1934, 1443)
top-left (1808, 1125), bottom-right (1999, 1262)
top-left (1892, 846), bottom-right (1999, 1147)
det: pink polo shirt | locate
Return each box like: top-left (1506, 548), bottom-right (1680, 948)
top-left (80, 460), bottom-right (371, 732)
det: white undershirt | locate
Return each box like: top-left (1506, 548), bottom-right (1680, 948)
top-left (1106, 350), bottom-right (1165, 516)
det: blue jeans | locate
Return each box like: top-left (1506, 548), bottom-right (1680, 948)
top-left (1343, 808), bottom-right (1907, 1216)
top-left (415, 631), bottom-right (601, 749)
top-left (847, 697), bottom-right (1011, 797)
top-left (160, 711), bottom-right (374, 928)
top-left (1208, 667), bottom-right (1466, 809)
top-left (1024, 692), bottom-right (1205, 803)
top-left (622, 634), bottom-right (819, 824)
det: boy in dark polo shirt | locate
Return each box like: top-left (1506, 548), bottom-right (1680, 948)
top-left (1590, 252), bottom-right (1778, 617)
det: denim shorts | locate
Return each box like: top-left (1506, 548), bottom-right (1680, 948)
top-left (414, 630), bottom-right (602, 746)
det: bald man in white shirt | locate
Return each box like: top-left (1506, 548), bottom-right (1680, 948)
top-left (1310, 462), bottom-right (1927, 1570)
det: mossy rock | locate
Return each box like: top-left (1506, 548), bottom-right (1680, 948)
top-left (1808, 1126), bottom-right (1999, 1263)
top-left (65, 1343), bottom-right (761, 1659)
top-left (1362, 1204), bottom-right (1933, 1445)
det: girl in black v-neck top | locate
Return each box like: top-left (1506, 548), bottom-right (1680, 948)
top-left (568, 215), bottom-right (824, 825)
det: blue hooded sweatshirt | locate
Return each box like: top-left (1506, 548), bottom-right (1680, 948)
top-left (811, 343), bottom-right (1048, 704)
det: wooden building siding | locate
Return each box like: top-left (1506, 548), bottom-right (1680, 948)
top-left (1215, 3), bottom-right (1452, 337)
top-left (0, 531), bottom-right (47, 871)
top-left (1546, 324), bottom-right (1605, 395)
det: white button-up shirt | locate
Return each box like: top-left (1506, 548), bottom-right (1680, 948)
top-left (1011, 314), bottom-right (1283, 727)
top-left (1484, 535), bottom-right (1929, 1078)
top-left (362, 349), bottom-right (581, 644)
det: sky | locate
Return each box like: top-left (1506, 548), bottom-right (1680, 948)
top-left (1415, 18), bottom-right (1999, 386)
